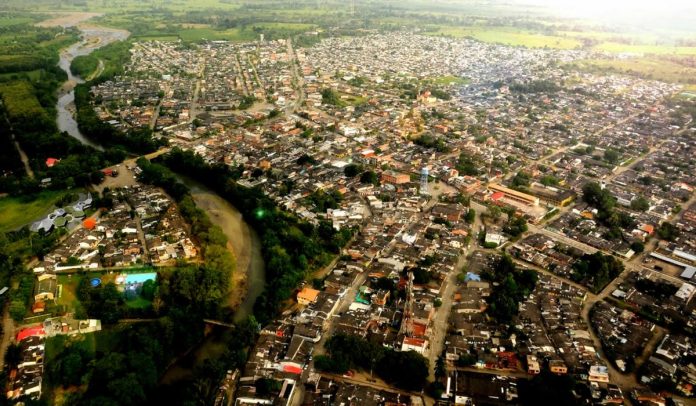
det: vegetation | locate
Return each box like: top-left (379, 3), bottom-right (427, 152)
top-left (503, 215), bottom-right (528, 238)
top-left (157, 147), bottom-right (353, 323)
top-left (321, 88), bottom-right (344, 106)
top-left (483, 254), bottom-right (538, 323)
top-left (0, 189), bottom-right (73, 232)
top-left (413, 133), bottom-right (450, 152)
top-left (306, 188), bottom-right (343, 213)
top-left (572, 252), bottom-right (624, 293)
top-left (315, 333), bottom-right (429, 390)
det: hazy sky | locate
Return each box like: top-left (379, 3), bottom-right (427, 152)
top-left (516, 0), bottom-right (696, 34)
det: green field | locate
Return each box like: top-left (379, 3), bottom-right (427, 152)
top-left (426, 26), bottom-right (583, 49)
top-left (570, 57), bottom-right (696, 84)
top-left (0, 16), bottom-right (36, 27)
top-left (428, 75), bottom-right (470, 86)
top-left (0, 190), bottom-right (70, 232)
top-left (594, 42), bottom-right (696, 55)
top-left (177, 27), bottom-right (257, 42)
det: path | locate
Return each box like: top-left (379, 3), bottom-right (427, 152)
top-left (0, 303), bottom-right (15, 369)
top-left (1, 109), bottom-right (34, 179)
top-left (286, 38), bottom-right (305, 113)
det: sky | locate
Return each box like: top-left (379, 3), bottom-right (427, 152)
top-left (515, 0), bottom-right (696, 34)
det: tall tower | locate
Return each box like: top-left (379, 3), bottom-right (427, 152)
top-left (420, 167), bottom-right (429, 195)
top-left (400, 272), bottom-right (415, 337)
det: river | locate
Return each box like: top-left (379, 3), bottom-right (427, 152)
top-left (55, 24), bottom-right (129, 150)
top-left (161, 179), bottom-right (266, 384)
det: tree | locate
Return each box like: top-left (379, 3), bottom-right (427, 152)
top-left (604, 149), bottom-right (619, 164)
top-left (503, 215), bottom-right (528, 237)
top-left (630, 196), bottom-right (650, 212)
top-left (343, 163), bottom-right (363, 177)
top-left (520, 370), bottom-right (579, 406)
top-left (360, 171), bottom-right (379, 186)
top-left (631, 241), bottom-right (645, 254)
top-left (657, 222), bottom-right (679, 241)
top-left (465, 208), bottom-right (475, 224)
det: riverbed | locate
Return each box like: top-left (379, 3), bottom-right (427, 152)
top-left (50, 18), bottom-right (129, 150)
top-left (186, 182), bottom-right (265, 321)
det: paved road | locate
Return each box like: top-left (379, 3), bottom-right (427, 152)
top-left (286, 38), bottom-right (305, 114)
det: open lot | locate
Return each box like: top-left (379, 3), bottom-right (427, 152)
top-left (0, 190), bottom-right (71, 232)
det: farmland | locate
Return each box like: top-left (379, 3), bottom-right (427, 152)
top-left (568, 57), bottom-right (696, 85)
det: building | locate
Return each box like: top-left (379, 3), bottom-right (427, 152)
top-left (297, 287), bottom-right (321, 306)
top-left (527, 355), bottom-right (540, 375)
top-left (401, 336), bottom-right (428, 354)
top-left (381, 170), bottom-right (410, 185)
top-left (549, 359), bottom-right (568, 374)
top-left (488, 183), bottom-right (539, 206)
top-left (34, 274), bottom-right (57, 303)
top-left (529, 185), bottom-right (576, 207)
top-left (589, 365), bottom-right (610, 383)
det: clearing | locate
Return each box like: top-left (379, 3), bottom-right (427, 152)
top-left (0, 190), bottom-right (71, 232)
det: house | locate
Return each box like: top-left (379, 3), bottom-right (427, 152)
top-left (34, 274), bottom-right (57, 303)
top-left (589, 365), bottom-right (610, 383)
top-left (297, 287), bottom-right (321, 306)
top-left (45, 158), bottom-right (60, 168)
top-left (401, 336), bottom-right (428, 354)
top-left (549, 359), bottom-right (568, 374)
top-left (527, 355), bottom-right (540, 374)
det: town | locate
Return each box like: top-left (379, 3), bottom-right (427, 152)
top-left (1, 17), bottom-right (695, 406)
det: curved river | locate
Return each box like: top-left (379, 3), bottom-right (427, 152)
top-left (56, 26), bottom-right (129, 150)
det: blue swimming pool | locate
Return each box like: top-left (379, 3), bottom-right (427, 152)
top-left (125, 273), bottom-right (157, 284)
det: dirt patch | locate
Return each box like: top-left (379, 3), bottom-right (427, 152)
top-left (35, 12), bottom-right (102, 28)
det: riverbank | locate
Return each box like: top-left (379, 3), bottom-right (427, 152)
top-left (186, 182), bottom-right (265, 321)
top-left (43, 12), bottom-right (129, 150)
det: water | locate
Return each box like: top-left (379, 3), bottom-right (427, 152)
top-left (161, 178), bottom-right (266, 383)
top-left (56, 26), bottom-right (129, 150)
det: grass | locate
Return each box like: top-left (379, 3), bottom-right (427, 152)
top-left (340, 92), bottom-right (367, 106)
top-left (56, 274), bottom-right (79, 309)
top-left (594, 42), bottom-right (696, 55)
top-left (428, 75), bottom-right (470, 86)
top-left (177, 27), bottom-right (257, 42)
top-left (426, 26), bottom-right (582, 49)
top-left (0, 190), bottom-right (71, 232)
top-left (125, 296), bottom-right (152, 309)
top-left (570, 57), bottom-right (696, 84)
top-left (0, 16), bottom-right (36, 27)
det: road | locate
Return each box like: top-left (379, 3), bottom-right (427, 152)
top-left (286, 38), bottom-right (305, 113)
top-left (0, 302), bottom-right (15, 370)
top-left (1, 109), bottom-right (34, 179)
top-left (427, 255), bottom-right (461, 378)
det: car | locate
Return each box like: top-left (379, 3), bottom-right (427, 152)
top-left (343, 370), bottom-right (354, 378)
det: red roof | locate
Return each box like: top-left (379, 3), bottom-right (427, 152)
top-left (46, 158), bottom-right (59, 167)
top-left (83, 218), bottom-right (97, 230)
top-left (282, 364), bottom-right (302, 374)
top-left (403, 337), bottom-right (426, 347)
top-left (491, 191), bottom-right (505, 201)
top-left (16, 326), bottom-right (45, 342)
